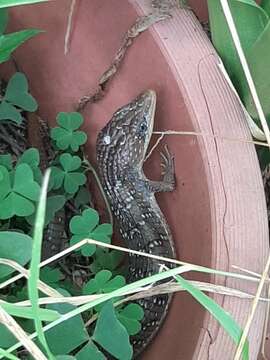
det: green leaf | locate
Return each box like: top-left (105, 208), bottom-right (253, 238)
top-left (0, 154), bottom-right (12, 170)
top-left (117, 304), bottom-right (144, 335)
top-left (0, 0), bottom-right (49, 8)
top-left (91, 223), bottom-right (113, 243)
top-left (45, 302), bottom-right (89, 355)
top-left (40, 267), bottom-right (64, 287)
top-left (261, 0), bottom-right (270, 16)
top-left (257, 146), bottom-right (270, 170)
top-left (83, 270), bottom-right (122, 294)
top-left (174, 274), bottom-right (249, 360)
top-left (0, 9), bottom-right (8, 35)
top-left (51, 112), bottom-right (87, 152)
top-left (50, 166), bottom-right (65, 190)
top-left (13, 163), bottom-right (40, 201)
top-left (64, 172), bottom-right (86, 194)
top-left (0, 29), bottom-right (41, 64)
top-left (0, 165), bottom-right (11, 199)
top-left (0, 164), bottom-right (41, 218)
top-left (50, 154), bottom-right (86, 194)
top-left (1, 302), bottom-right (60, 322)
top-left (208, 0), bottom-right (268, 78)
top-left (76, 341), bottom-right (106, 360)
top-left (70, 208), bottom-right (99, 233)
top-left (4, 72), bottom-right (38, 111)
top-left (18, 148), bottom-right (42, 185)
top-left (90, 248), bottom-right (124, 274)
top-left (18, 148), bottom-right (40, 168)
top-left (83, 270), bottom-right (125, 313)
top-left (74, 186), bottom-right (91, 208)
top-left (207, 0), bottom-right (270, 127)
top-left (93, 301), bottom-right (132, 360)
top-left (70, 209), bottom-right (112, 257)
top-left (0, 100), bottom-right (22, 123)
top-left (57, 111), bottom-right (84, 130)
top-left (60, 153), bottom-right (81, 172)
top-left (207, 0), bottom-right (268, 82)
top-left (243, 21), bottom-right (270, 122)
top-left (0, 191), bottom-right (35, 218)
top-left (0, 231), bottom-right (32, 279)
top-left (45, 195), bottom-right (66, 225)
top-left (0, 324), bottom-right (17, 348)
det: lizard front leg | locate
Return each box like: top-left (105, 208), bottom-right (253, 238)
top-left (146, 145), bottom-right (176, 193)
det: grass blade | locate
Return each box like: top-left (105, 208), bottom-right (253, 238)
top-left (173, 272), bottom-right (249, 360)
top-left (3, 265), bottom-right (194, 357)
top-left (28, 169), bottom-right (54, 359)
top-left (0, 349), bottom-right (19, 360)
top-left (1, 301), bottom-right (60, 321)
top-left (0, 0), bottom-right (50, 8)
top-left (218, 0), bottom-right (270, 147)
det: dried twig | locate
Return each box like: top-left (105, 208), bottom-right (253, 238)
top-left (234, 253), bottom-right (270, 360)
top-left (152, 130), bottom-right (269, 147)
top-left (76, 11), bottom-right (171, 111)
top-left (0, 306), bottom-right (47, 360)
top-left (144, 133), bottom-right (164, 161)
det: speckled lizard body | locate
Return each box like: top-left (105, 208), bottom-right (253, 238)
top-left (96, 90), bottom-right (176, 357)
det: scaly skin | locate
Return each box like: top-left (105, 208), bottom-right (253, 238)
top-left (96, 90), bottom-right (176, 358)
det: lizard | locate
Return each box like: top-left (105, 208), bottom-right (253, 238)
top-left (96, 89), bottom-right (176, 357)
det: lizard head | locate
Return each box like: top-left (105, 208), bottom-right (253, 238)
top-left (96, 89), bottom-right (156, 169)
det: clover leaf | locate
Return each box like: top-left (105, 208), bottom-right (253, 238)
top-left (40, 267), bottom-right (64, 288)
top-left (83, 270), bottom-right (125, 295)
top-left (75, 341), bottom-right (106, 360)
top-left (117, 304), bottom-right (144, 336)
top-left (0, 163), bottom-right (40, 219)
top-left (0, 73), bottom-right (38, 123)
top-left (51, 153), bottom-right (87, 194)
top-left (0, 154), bottom-right (12, 170)
top-left (17, 148), bottom-right (42, 184)
top-left (93, 301), bottom-right (132, 360)
top-left (70, 208), bottom-right (112, 256)
top-left (0, 231), bottom-right (32, 279)
top-left (26, 195), bottom-right (66, 226)
top-left (74, 186), bottom-right (91, 209)
top-left (51, 112), bottom-right (87, 152)
top-left (90, 248), bottom-right (124, 274)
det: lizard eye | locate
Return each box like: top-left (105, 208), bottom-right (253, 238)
top-left (137, 120), bottom-right (148, 137)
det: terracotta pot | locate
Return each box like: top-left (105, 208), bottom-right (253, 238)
top-left (5, 1), bottom-right (268, 359)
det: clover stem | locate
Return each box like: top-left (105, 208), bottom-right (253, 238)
top-left (83, 160), bottom-right (114, 227)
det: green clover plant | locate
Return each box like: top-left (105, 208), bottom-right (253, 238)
top-left (0, 163), bottom-right (40, 219)
top-left (90, 248), bottom-right (124, 274)
top-left (0, 72), bottom-right (38, 123)
top-left (17, 147), bottom-right (42, 183)
top-left (117, 303), bottom-right (144, 336)
top-left (83, 270), bottom-right (126, 296)
top-left (0, 154), bottom-right (12, 170)
top-left (50, 153), bottom-right (87, 194)
top-left (50, 112), bottom-right (87, 152)
top-left (70, 208), bottom-right (112, 256)
top-left (93, 301), bottom-right (133, 360)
